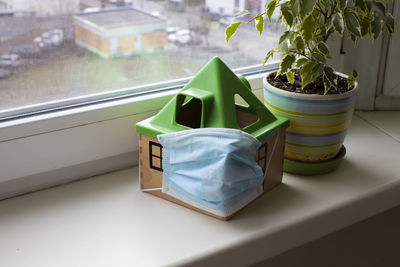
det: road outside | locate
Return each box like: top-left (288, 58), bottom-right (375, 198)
top-left (0, 0), bottom-right (283, 111)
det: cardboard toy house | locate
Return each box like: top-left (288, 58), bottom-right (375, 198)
top-left (136, 57), bottom-right (289, 220)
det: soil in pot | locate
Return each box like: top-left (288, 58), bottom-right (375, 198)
top-left (267, 70), bottom-right (354, 95)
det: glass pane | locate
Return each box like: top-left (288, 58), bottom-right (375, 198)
top-left (0, 0), bottom-right (283, 116)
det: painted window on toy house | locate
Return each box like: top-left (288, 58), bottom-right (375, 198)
top-left (149, 141), bottom-right (163, 172)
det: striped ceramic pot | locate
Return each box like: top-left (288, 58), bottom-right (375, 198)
top-left (263, 73), bottom-right (359, 162)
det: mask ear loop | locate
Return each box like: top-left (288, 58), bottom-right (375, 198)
top-left (264, 133), bottom-right (280, 176)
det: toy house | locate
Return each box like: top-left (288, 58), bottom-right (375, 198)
top-left (136, 57), bottom-right (289, 220)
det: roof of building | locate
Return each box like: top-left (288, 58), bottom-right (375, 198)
top-left (75, 7), bottom-right (165, 29)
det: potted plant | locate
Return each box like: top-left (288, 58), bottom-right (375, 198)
top-left (226, 0), bottom-right (395, 175)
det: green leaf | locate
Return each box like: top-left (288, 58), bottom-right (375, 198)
top-left (234, 10), bottom-right (251, 19)
top-left (317, 43), bottom-right (330, 55)
top-left (300, 61), bottom-right (316, 87)
top-left (312, 52), bottom-right (326, 63)
top-left (286, 71), bottom-right (295, 84)
top-left (315, 25), bottom-right (327, 39)
top-left (295, 57), bottom-right (309, 67)
top-left (311, 63), bottom-right (324, 80)
top-left (385, 13), bottom-right (395, 34)
top-left (348, 70), bottom-right (358, 87)
top-left (371, 20), bottom-right (381, 39)
top-left (332, 13), bottom-right (344, 34)
top-left (225, 22), bottom-right (242, 43)
top-left (350, 33), bottom-right (357, 45)
top-left (289, 31), bottom-right (296, 44)
top-left (295, 36), bottom-right (305, 52)
top-left (355, 0), bottom-right (367, 12)
top-left (299, 0), bottom-right (317, 19)
top-left (371, 1), bottom-right (386, 20)
top-left (339, 0), bottom-right (348, 11)
top-left (294, 22), bottom-right (302, 32)
top-left (281, 3), bottom-right (294, 27)
top-left (353, 69), bottom-right (358, 78)
top-left (345, 12), bottom-right (362, 37)
top-left (347, 76), bottom-right (356, 88)
top-left (279, 39), bottom-right (289, 53)
top-left (302, 15), bottom-right (315, 42)
top-left (326, 16), bottom-right (334, 31)
top-left (360, 17), bottom-right (370, 36)
top-left (255, 15), bottom-right (264, 35)
top-left (263, 50), bottom-right (274, 66)
top-left (288, 45), bottom-right (298, 53)
top-left (266, 0), bottom-right (277, 22)
top-left (323, 66), bottom-right (337, 86)
top-left (323, 75), bottom-right (333, 94)
top-left (289, 0), bottom-right (300, 16)
top-left (365, 0), bottom-right (372, 11)
top-left (279, 31), bottom-right (291, 44)
top-left (279, 54), bottom-right (296, 74)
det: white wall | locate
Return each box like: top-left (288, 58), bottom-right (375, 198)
top-left (205, 0), bottom-right (278, 19)
top-left (205, 0), bottom-right (240, 16)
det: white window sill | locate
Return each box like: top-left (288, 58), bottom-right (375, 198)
top-left (0, 112), bottom-right (399, 267)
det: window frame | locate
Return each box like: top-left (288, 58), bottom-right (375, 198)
top-left (374, 0), bottom-right (400, 110)
top-left (149, 141), bottom-right (163, 172)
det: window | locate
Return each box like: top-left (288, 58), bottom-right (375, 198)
top-left (149, 141), bottom-right (163, 172)
top-left (9, 0), bottom-right (394, 199)
top-left (0, 0), bottom-right (284, 120)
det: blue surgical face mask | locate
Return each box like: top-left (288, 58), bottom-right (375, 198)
top-left (157, 128), bottom-right (264, 218)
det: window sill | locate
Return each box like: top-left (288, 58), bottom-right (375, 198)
top-left (0, 112), bottom-right (399, 266)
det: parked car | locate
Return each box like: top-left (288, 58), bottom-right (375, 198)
top-left (11, 45), bottom-right (40, 58)
top-left (167, 26), bottom-right (180, 34)
top-left (0, 54), bottom-right (20, 67)
top-left (174, 30), bottom-right (192, 46)
top-left (42, 29), bottom-right (63, 46)
top-left (34, 29), bottom-right (64, 48)
top-left (167, 27), bottom-right (181, 43)
top-left (169, 30), bottom-right (202, 46)
top-left (33, 36), bottom-right (44, 48)
top-left (167, 26), bottom-right (180, 43)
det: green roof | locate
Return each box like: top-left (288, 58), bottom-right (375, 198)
top-left (136, 57), bottom-right (288, 141)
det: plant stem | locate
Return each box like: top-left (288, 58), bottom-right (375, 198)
top-left (323, 28), bottom-right (334, 42)
top-left (247, 12), bottom-right (266, 23)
